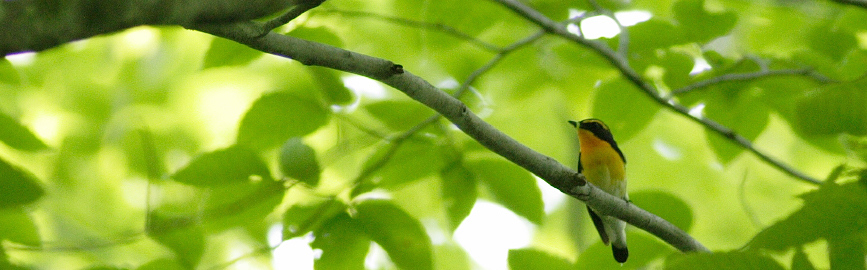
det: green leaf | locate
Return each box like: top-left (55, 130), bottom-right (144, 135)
top-left (307, 66), bottom-right (353, 105)
top-left (353, 200), bottom-right (433, 270)
top-left (147, 214), bottom-right (205, 269)
top-left (466, 159), bottom-right (544, 225)
top-left (312, 214), bottom-right (369, 270)
top-left (795, 81), bottom-right (867, 136)
top-left (659, 50), bottom-right (695, 90)
top-left (507, 248), bottom-right (572, 270)
top-left (673, 0), bottom-right (737, 44)
top-left (0, 208), bottom-right (41, 246)
top-left (237, 91), bottom-right (330, 150)
top-left (704, 90), bottom-right (769, 164)
top-left (592, 79), bottom-right (660, 141)
top-left (0, 111), bottom-right (48, 151)
top-left (807, 26), bottom-right (857, 61)
top-left (630, 191), bottom-right (693, 232)
top-left (664, 252), bottom-right (784, 270)
top-left (828, 234), bottom-right (866, 270)
top-left (279, 137), bottom-right (321, 186)
top-left (440, 163), bottom-right (478, 232)
top-left (628, 19), bottom-right (685, 54)
top-left (283, 199), bottom-right (346, 239)
top-left (0, 59), bottom-right (20, 85)
top-left (791, 248), bottom-right (816, 270)
top-left (748, 182), bottom-right (867, 251)
top-left (202, 180), bottom-right (285, 233)
top-left (0, 157), bottom-right (44, 208)
top-left (355, 139), bottom-right (447, 195)
top-left (288, 26), bottom-right (344, 48)
top-left (172, 146), bottom-right (272, 186)
top-left (577, 232), bottom-right (673, 269)
top-left (137, 259), bottom-right (186, 270)
top-left (364, 100), bottom-right (435, 131)
top-left (202, 37), bottom-right (263, 68)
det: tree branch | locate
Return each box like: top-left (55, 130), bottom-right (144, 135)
top-left (0, 0), bottom-right (298, 55)
top-left (492, 0), bottom-right (823, 185)
top-left (188, 21), bottom-right (709, 254)
top-left (669, 68), bottom-right (833, 97)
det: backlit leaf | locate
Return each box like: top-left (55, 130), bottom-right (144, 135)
top-left (353, 200), bottom-right (433, 270)
top-left (466, 159), bottom-right (544, 224)
top-left (237, 91), bottom-right (330, 150)
top-left (172, 146), bottom-right (271, 186)
top-left (279, 137), bottom-right (321, 186)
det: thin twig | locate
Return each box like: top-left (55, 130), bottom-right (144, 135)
top-left (669, 68), bottom-right (832, 96)
top-left (492, 0), bottom-right (823, 185)
top-left (312, 9), bottom-right (503, 52)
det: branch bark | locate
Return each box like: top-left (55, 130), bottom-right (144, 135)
top-left (0, 0), bottom-right (298, 55)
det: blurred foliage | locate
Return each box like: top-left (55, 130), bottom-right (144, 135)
top-left (1, 0), bottom-right (867, 269)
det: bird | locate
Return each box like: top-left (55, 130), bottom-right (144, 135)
top-left (568, 118), bottom-right (629, 263)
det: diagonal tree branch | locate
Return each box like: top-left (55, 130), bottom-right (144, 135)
top-left (189, 20), bottom-right (709, 254)
top-left (491, 0), bottom-right (823, 185)
top-left (669, 68), bottom-right (834, 97)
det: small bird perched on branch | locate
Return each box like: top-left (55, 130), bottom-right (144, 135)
top-left (568, 118), bottom-right (629, 263)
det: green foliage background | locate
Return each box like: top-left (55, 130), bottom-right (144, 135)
top-left (2, 0), bottom-right (867, 269)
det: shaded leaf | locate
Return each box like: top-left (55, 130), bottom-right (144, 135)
top-left (147, 214), bottom-right (205, 269)
top-left (592, 79), bottom-right (660, 142)
top-left (0, 157), bottom-right (44, 208)
top-left (466, 159), bottom-right (544, 225)
top-left (307, 67), bottom-right (353, 105)
top-left (664, 251), bottom-right (784, 270)
top-left (354, 139), bottom-right (447, 196)
top-left (795, 81), bottom-right (867, 136)
top-left (441, 163), bottom-right (478, 232)
top-left (791, 248), bottom-right (816, 270)
top-left (237, 92), bottom-right (330, 150)
top-left (365, 100), bottom-right (435, 131)
top-left (673, 0), bottom-right (737, 44)
top-left (283, 199), bottom-right (346, 239)
top-left (172, 146), bottom-right (271, 186)
top-left (202, 179), bottom-right (285, 233)
top-left (202, 37), bottom-right (263, 68)
top-left (353, 200), bottom-right (433, 270)
top-left (312, 213), bottom-right (369, 270)
top-left (508, 248), bottom-right (572, 270)
top-left (749, 182), bottom-right (867, 251)
top-left (279, 137), bottom-right (321, 186)
top-left (628, 19), bottom-right (685, 54)
top-left (0, 208), bottom-right (41, 246)
top-left (630, 191), bottom-right (693, 232)
top-left (704, 90), bottom-right (769, 164)
top-left (288, 26), bottom-right (344, 48)
top-left (0, 112), bottom-right (48, 151)
top-left (828, 232), bottom-right (866, 270)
